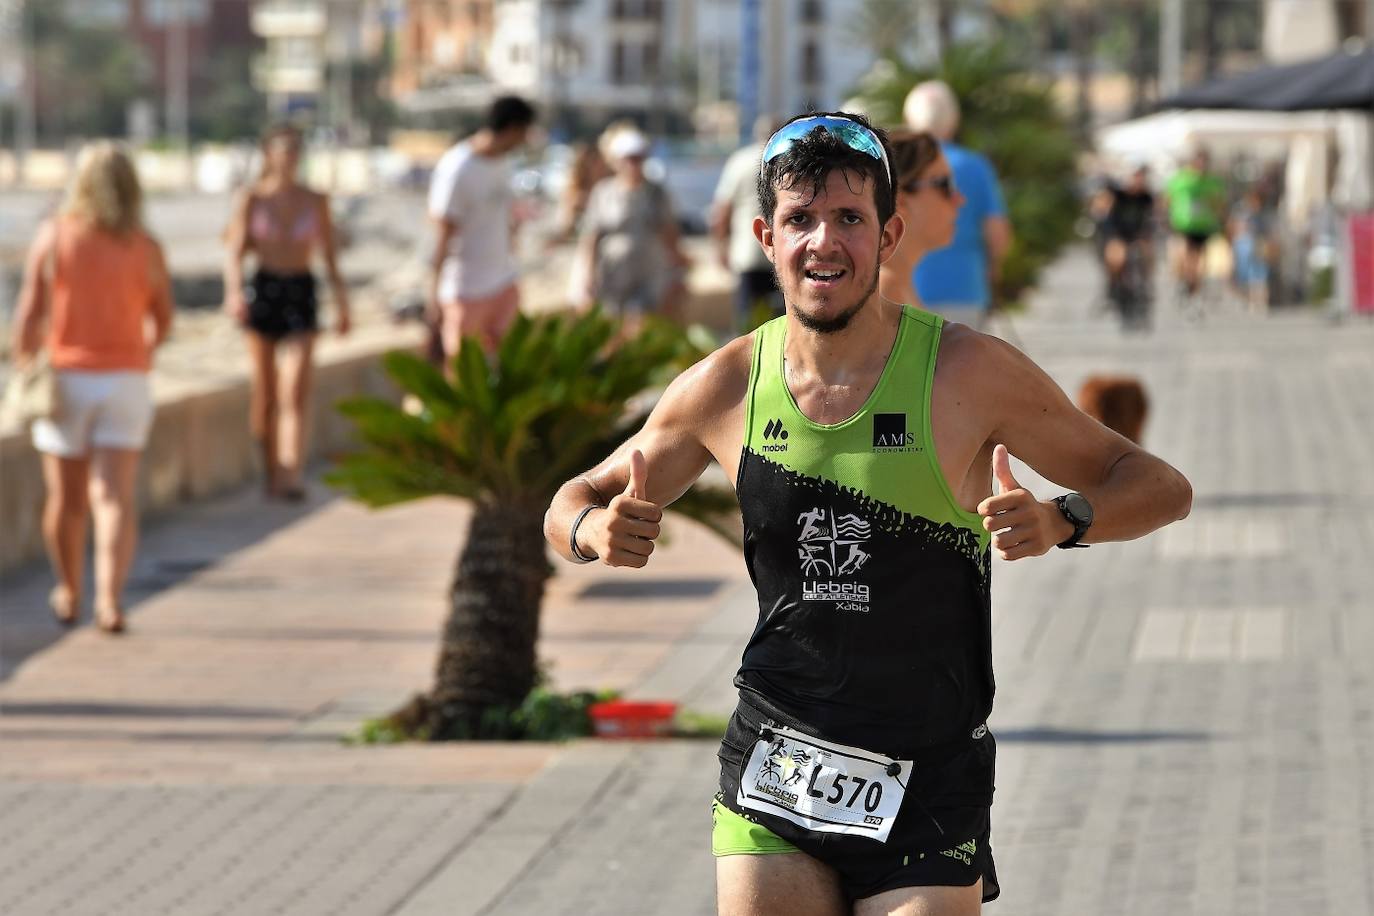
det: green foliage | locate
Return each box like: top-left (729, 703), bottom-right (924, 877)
top-left (194, 49), bottom-right (268, 143)
top-left (347, 686), bottom-right (621, 744)
top-left (847, 0), bottom-right (921, 63)
top-left (511, 686), bottom-right (619, 741)
top-left (854, 40), bottom-right (1080, 307)
top-left (327, 310), bottom-right (736, 531)
top-left (27, 2), bottom-right (153, 143)
top-left (671, 709), bottom-right (730, 739)
top-left (346, 716), bottom-right (415, 745)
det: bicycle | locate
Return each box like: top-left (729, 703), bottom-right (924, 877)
top-left (1108, 238), bottom-right (1153, 331)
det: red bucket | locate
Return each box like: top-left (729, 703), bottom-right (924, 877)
top-left (588, 700), bottom-right (678, 739)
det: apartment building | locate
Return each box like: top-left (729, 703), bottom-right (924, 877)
top-left (251, 0), bottom-right (379, 120)
top-left (390, 0), bottom-right (495, 96)
top-left (474, 0), bottom-right (871, 135)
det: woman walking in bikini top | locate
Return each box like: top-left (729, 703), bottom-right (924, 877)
top-left (223, 123), bottom-right (350, 501)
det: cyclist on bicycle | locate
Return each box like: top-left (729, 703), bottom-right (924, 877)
top-left (1101, 165), bottom-right (1156, 321)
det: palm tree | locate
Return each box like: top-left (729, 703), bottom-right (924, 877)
top-left (847, 0), bottom-right (921, 64)
top-left (326, 310), bottom-right (738, 740)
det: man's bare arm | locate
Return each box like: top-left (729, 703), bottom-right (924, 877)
top-left (427, 215), bottom-right (457, 315)
top-left (544, 341), bottom-right (748, 566)
top-left (710, 201), bottom-right (731, 268)
top-left (973, 334), bottom-right (1191, 559)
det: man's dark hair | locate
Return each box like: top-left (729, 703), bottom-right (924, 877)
top-left (486, 95), bottom-right (537, 132)
top-left (757, 110), bottom-right (896, 231)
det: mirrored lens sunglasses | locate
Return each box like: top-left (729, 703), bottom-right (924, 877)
top-left (761, 116), bottom-right (891, 179)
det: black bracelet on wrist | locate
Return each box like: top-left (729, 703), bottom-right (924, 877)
top-left (569, 504), bottom-right (601, 564)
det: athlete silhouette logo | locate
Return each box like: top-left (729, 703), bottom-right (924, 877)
top-left (837, 543), bottom-right (871, 575)
top-left (799, 543), bottom-right (833, 575)
top-left (797, 507), bottom-right (828, 542)
top-left (797, 506), bottom-right (871, 578)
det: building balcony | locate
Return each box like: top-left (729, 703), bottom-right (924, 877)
top-left (251, 1), bottom-right (327, 38)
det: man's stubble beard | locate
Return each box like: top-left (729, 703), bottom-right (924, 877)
top-left (777, 258), bottom-right (881, 335)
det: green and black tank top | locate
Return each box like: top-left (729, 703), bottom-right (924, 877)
top-left (735, 306), bottom-right (993, 757)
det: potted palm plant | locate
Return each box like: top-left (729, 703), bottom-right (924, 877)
top-left (327, 309), bottom-right (738, 740)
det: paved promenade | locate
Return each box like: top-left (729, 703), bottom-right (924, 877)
top-left (2, 249), bottom-right (1372, 915)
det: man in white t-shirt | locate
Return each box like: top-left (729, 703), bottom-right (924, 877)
top-left (711, 116), bottom-right (783, 332)
top-left (426, 95), bottom-right (536, 360)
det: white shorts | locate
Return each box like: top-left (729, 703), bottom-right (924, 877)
top-left (31, 370), bottom-right (154, 457)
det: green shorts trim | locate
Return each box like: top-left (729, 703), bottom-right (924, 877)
top-left (711, 799), bottom-right (798, 856)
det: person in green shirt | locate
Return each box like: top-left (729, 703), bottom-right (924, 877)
top-left (1164, 149), bottom-right (1227, 298)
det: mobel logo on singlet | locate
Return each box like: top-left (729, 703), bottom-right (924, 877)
top-left (761, 418), bottom-right (789, 453)
top-left (872, 413), bottom-right (919, 453)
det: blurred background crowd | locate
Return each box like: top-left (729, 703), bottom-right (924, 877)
top-left (0, 0), bottom-right (1370, 340)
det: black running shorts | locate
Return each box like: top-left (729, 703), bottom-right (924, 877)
top-left (715, 696), bottom-right (1000, 904)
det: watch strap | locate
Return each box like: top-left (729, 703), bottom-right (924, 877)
top-left (1053, 494), bottom-right (1091, 549)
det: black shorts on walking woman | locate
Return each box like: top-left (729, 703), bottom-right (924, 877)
top-left (245, 269), bottom-right (317, 339)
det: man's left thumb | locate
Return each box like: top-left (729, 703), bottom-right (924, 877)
top-left (992, 444), bottom-right (1020, 494)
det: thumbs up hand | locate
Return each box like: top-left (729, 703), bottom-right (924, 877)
top-left (583, 449), bottom-right (663, 568)
top-left (976, 445), bottom-right (1072, 561)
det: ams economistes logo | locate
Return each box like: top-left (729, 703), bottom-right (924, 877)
top-left (872, 413), bottom-right (918, 453)
top-left (761, 418), bottom-right (789, 453)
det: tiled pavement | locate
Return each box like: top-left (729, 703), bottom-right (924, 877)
top-left (2, 248), bottom-right (1373, 914)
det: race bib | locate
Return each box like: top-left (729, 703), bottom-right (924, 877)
top-left (736, 724), bottom-right (909, 844)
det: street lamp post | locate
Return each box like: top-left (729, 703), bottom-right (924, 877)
top-left (739, 0), bottom-right (759, 144)
top-left (1160, 0), bottom-right (1183, 99)
top-left (166, 0), bottom-right (190, 187)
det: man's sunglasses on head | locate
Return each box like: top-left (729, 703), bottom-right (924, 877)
top-left (761, 115), bottom-right (891, 179)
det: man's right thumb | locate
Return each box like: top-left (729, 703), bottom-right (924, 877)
top-left (625, 449), bottom-right (648, 500)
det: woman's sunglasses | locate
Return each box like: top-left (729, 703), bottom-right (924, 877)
top-left (902, 175), bottom-right (956, 199)
top-left (761, 116), bottom-right (891, 179)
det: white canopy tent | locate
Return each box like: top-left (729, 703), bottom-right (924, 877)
top-left (1095, 109), bottom-right (1336, 171)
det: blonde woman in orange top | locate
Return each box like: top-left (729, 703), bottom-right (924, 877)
top-left (11, 141), bottom-right (174, 633)
top-left (223, 123), bottom-right (350, 501)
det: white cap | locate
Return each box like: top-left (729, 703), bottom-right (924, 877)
top-left (607, 129), bottom-right (650, 159)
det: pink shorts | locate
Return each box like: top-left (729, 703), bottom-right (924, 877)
top-left (438, 283), bottom-right (519, 354)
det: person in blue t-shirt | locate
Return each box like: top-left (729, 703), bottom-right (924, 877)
top-left (902, 81), bottom-right (1012, 329)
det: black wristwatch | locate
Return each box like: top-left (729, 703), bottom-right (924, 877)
top-left (1053, 493), bottom-right (1093, 549)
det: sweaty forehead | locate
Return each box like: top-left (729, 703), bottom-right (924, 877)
top-left (774, 169), bottom-right (877, 213)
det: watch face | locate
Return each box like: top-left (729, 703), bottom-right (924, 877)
top-left (1064, 493), bottom-right (1093, 525)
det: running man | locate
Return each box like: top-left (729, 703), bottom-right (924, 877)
top-left (544, 112), bottom-right (1192, 915)
top-left (1164, 149), bottom-right (1226, 300)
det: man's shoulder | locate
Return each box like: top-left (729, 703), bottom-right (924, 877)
top-left (934, 320), bottom-right (1015, 387)
top-left (435, 140), bottom-right (469, 167)
top-left (944, 142), bottom-right (992, 172)
top-left (662, 333), bottom-right (754, 416)
top-left (437, 141), bottom-right (492, 178)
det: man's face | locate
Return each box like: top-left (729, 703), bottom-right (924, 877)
top-left (754, 169), bottom-right (900, 334)
top-left (493, 125), bottom-right (530, 155)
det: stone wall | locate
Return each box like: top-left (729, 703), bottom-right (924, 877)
top-left (0, 326), bottom-right (422, 573)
